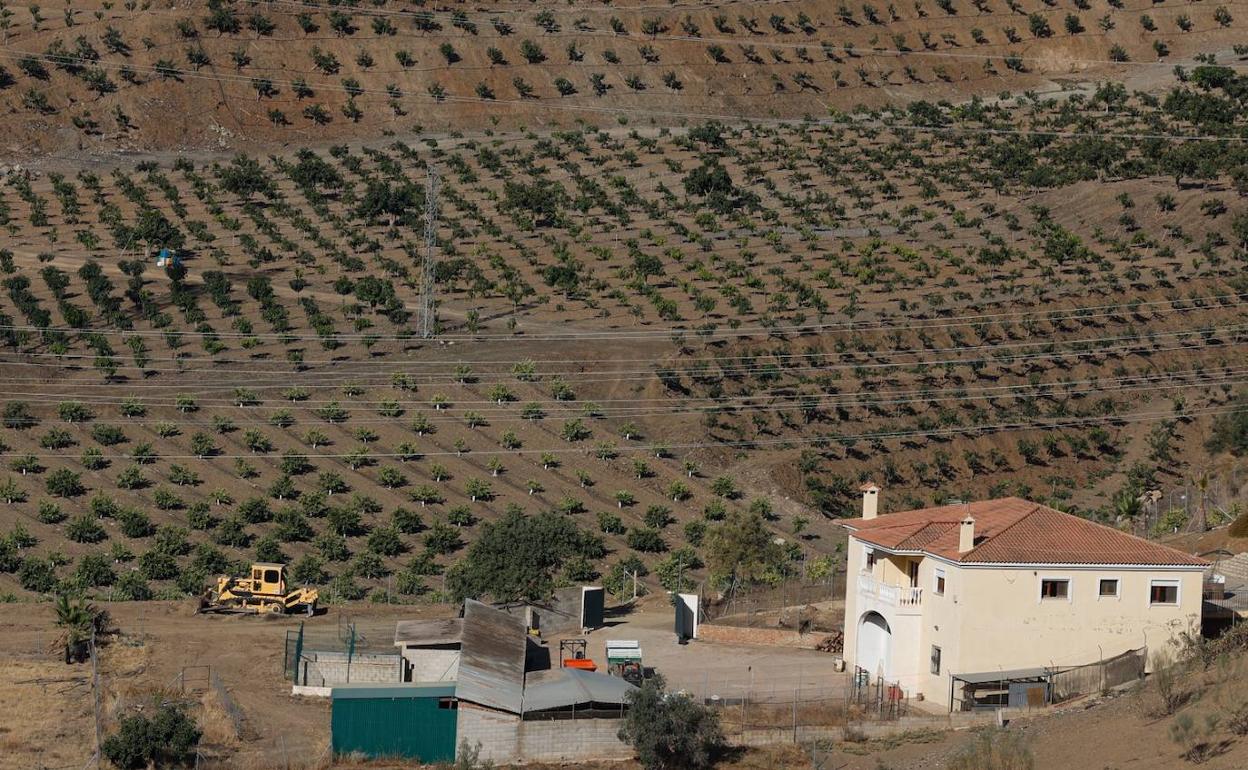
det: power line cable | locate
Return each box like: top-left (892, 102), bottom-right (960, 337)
top-left (0, 403), bottom-right (1230, 460)
top-left (0, 323), bottom-right (1242, 384)
top-left (0, 369), bottom-right (1235, 423)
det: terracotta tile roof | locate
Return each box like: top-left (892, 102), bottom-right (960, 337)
top-left (843, 497), bottom-right (1206, 567)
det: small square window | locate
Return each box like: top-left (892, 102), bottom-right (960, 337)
top-left (1150, 581), bottom-right (1179, 606)
top-left (934, 569), bottom-right (946, 596)
top-left (1040, 579), bottom-right (1069, 600)
top-left (930, 645), bottom-right (942, 675)
top-left (1098, 579), bottom-right (1119, 598)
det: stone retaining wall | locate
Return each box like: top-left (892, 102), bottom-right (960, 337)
top-left (697, 622), bottom-right (824, 649)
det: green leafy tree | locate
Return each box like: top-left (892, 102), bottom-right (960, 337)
top-left (46, 468), bottom-right (85, 498)
top-left (446, 510), bottom-right (603, 601)
top-left (102, 704), bottom-right (201, 769)
top-left (617, 675), bottom-right (723, 770)
top-left (1207, 391), bottom-right (1248, 456)
top-left (705, 510), bottom-right (787, 585)
top-left (67, 514), bottom-right (107, 543)
top-left (114, 571), bottom-right (152, 600)
top-left (18, 557), bottom-right (57, 592)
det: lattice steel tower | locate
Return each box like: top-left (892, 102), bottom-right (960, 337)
top-left (420, 164), bottom-right (439, 339)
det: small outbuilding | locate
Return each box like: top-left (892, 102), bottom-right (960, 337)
top-left (341, 600), bottom-right (637, 765)
top-left (394, 618), bottom-right (463, 682)
top-left (330, 682), bottom-right (458, 762)
top-left (493, 585), bottom-right (606, 635)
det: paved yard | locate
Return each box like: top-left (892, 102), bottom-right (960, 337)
top-left (549, 600), bottom-right (849, 703)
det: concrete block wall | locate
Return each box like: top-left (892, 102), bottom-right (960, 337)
top-left (300, 651), bottom-right (402, 686)
top-left (697, 623), bottom-right (822, 649)
top-left (457, 704), bottom-right (520, 764)
top-left (457, 705), bottom-right (632, 764)
top-left (518, 718), bottom-right (633, 762)
top-left (402, 649), bottom-right (460, 682)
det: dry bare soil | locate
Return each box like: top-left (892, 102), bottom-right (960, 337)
top-left (2, 83), bottom-right (1247, 602)
top-left (1, 0), bottom-right (1245, 155)
top-left (0, 1), bottom-right (1247, 767)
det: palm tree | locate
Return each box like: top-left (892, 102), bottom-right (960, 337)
top-left (1113, 491), bottom-right (1141, 527)
top-left (54, 594), bottom-right (98, 663)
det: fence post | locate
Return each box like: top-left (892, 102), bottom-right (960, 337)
top-left (90, 630), bottom-right (101, 770)
top-left (346, 623), bottom-right (355, 683)
top-left (792, 688), bottom-right (798, 743)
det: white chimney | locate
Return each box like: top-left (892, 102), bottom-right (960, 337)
top-left (861, 482), bottom-right (880, 520)
top-left (959, 516), bottom-right (975, 554)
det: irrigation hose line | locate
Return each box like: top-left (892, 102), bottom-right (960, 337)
top-left (0, 324), bottom-right (1243, 384)
top-left (4, 46), bottom-right (1248, 140)
top-left (0, 372), bottom-right (1236, 426)
top-left (1, 265), bottom-right (1242, 343)
top-left (0, 363), bottom-right (1240, 409)
top-left (3, 291), bottom-right (1244, 360)
top-left (0, 355), bottom-right (1239, 401)
top-left (45, 0), bottom-right (1248, 71)
top-left (0, 402), bottom-right (1233, 460)
top-left (0, 285), bottom-right (1243, 344)
top-left (0, 336), bottom-right (1243, 394)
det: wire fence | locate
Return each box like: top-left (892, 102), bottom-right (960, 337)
top-left (1136, 464), bottom-right (1247, 538)
top-left (194, 736), bottom-right (332, 770)
top-left (701, 574), bottom-right (846, 628)
top-left (951, 646), bottom-right (1146, 712)
top-left (660, 662), bottom-right (909, 747)
top-left (210, 669), bottom-right (247, 740)
top-left (283, 617), bottom-right (404, 687)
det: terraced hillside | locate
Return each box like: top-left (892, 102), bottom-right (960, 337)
top-left (1, 73), bottom-right (1248, 601)
top-left (0, 0), bottom-right (1245, 153)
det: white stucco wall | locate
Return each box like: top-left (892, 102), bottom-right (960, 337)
top-left (842, 535), bottom-right (1204, 708)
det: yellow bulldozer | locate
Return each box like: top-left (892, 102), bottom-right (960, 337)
top-left (197, 562), bottom-right (319, 616)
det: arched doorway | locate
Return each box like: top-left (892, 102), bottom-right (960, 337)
top-left (857, 611), bottom-right (892, 680)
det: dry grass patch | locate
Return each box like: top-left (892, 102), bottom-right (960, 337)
top-left (0, 658), bottom-right (97, 767)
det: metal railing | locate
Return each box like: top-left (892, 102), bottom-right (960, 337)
top-left (850, 666), bottom-right (909, 720)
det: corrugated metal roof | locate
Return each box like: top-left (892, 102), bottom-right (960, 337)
top-left (455, 599), bottom-right (528, 713)
top-left (845, 497), bottom-right (1207, 567)
top-left (331, 682), bottom-right (457, 700)
top-left (394, 618), bottom-right (463, 647)
top-left (953, 667), bottom-right (1051, 685)
top-left (521, 668), bottom-right (637, 712)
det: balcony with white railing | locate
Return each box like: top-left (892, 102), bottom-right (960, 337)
top-left (857, 573), bottom-right (923, 615)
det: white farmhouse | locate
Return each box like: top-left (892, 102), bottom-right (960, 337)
top-left (842, 484), bottom-right (1206, 710)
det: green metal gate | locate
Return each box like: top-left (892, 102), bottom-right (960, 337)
top-left (331, 684), bottom-right (458, 762)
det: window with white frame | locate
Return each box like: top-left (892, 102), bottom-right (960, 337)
top-left (934, 568), bottom-right (946, 596)
top-left (865, 547), bottom-right (876, 571)
top-left (1150, 580), bottom-right (1179, 606)
top-left (1098, 578), bottom-right (1119, 598)
top-left (1040, 578), bottom-right (1070, 600)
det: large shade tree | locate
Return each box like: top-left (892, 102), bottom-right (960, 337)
top-left (446, 509), bottom-right (604, 601)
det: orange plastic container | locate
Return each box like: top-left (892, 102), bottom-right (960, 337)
top-left (563, 658), bottom-right (598, 671)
